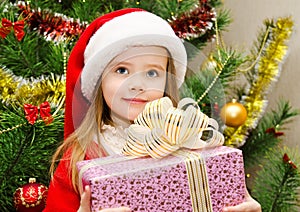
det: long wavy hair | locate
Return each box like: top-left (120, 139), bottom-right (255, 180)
top-left (50, 51), bottom-right (180, 193)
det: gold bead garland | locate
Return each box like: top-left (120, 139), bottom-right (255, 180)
top-left (0, 123), bottom-right (26, 135)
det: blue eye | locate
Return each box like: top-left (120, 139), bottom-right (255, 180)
top-left (147, 70), bottom-right (158, 78)
top-left (116, 67), bottom-right (129, 75)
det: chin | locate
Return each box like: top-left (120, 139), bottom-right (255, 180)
top-left (128, 112), bottom-right (142, 122)
top-left (128, 108), bottom-right (145, 120)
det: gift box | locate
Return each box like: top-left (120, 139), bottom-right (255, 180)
top-left (77, 146), bottom-right (246, 212)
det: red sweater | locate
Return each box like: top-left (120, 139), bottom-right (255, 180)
top-left (43, 157), bottom-right (80, 212)
top-left (44, 146), bottom-right (106, 211)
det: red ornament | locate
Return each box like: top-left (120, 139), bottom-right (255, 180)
top-left (169, 0), bottom-right (216, 40)
top-left (265, 127), bottom-right (284, 137)
top-left (17, 2), bottom-right (86, 41)
top-left (23, 101), bottom-right (53, 125)
top-left (0, 18), bottom-right (25, 41)
top-left (283, 153), bottom-right (297, 169)
top-left (13, 178), bottom-right (48, 212)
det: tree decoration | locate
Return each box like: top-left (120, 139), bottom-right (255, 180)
top-left (0, 18), bottom-right (25, 41)
top-left (220, 99), bottom-right (247, 127)
top-left (265, 127), bottom-right (284, 137)
top-left (24, 102), bottom-right (53, 125)
top-left (17, 1), bottom-right (87, 42)
top-left (0, 67), bottom-right (65, 107)
top-left (169, 1), bottom-right (216, 40)
top-left (283, 153), bottom-right (297, 170)
top-left (13, 178), bottom-right (48, 212)
top-left (0, 67), bottom-right (18, 102)
top-left (224, 17), bottom-right (294, 147)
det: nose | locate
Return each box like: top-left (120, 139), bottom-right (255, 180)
top-left (130, 84), bottom-right (145, 92)
top-left (128, 72), bottom-right (146, 92)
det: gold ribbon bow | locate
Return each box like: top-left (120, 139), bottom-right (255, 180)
top-left (122, 97), bottom-right (224, 159)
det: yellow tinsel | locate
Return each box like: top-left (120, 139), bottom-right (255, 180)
top-left (0, 67), bottom-right (65, 107)
top-left (0, 69), bottom-right (18, 101)
top-left (224, 17), bottom-right (293, 147)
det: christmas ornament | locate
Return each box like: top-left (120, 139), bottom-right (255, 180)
top-left (0, 18), bottom-right (25, 41)
top-left (265, 127), bottom-right (284, 137)
top-left (169, 1), bottom-right (216, 40)
top-left (24, 102), bottom-right (53, 125)
top-left (17, 2), bottom-right (87, 42)
top-left (220, 99), bottom-right (247, 128)
top-left (0, 67), bottom-right (65, 106)
top-left (283, 153), bottom-right (297, 170)
top-left (13, 178), bottom-right (48, 212)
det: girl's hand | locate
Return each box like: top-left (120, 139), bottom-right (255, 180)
top-left (77, 185), bottom-right (92, 212)
top-left (222, 190), bottom-right (261, 212)
top-left (77, 185), bottom-right (130, 212)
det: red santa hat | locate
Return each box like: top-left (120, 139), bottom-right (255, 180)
top-left (64, 8), bottom-right (187, 138)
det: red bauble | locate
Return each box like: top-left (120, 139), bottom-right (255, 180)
top-left (13, 178), bottom-right (48, 212)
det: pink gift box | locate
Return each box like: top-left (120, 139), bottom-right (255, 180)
top-left (77, 146), bottom-right (246, 212)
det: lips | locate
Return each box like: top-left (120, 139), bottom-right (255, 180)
top-left (123, 98), bottom-right (148, 104)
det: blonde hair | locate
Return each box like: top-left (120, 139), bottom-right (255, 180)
top-left (50, 53), bottom-right (180, 193)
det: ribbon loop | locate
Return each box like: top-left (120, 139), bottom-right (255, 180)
top-left (122, 97), bottom-right (224, 158)
top-left (23, 104), bottom-right (39, 125)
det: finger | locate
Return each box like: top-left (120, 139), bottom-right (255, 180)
top-left (222, 200), bottom-right (261, 212)
top-left (79, 185), bottom-right (91, 211)
top-left (99, 207), bottom-right (131, 212)
top-left (223, 202), bottom-right (250, 212)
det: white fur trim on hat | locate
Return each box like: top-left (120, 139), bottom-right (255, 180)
top-left (81, 11), bottom-right (187, 101)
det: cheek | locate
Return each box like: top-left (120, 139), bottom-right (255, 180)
top-left (101, 79), bottom-right (121, 107)
top-left (144, 76), bottom-right (167, 94)
top-left (147, 90), bottom-right (165, 101)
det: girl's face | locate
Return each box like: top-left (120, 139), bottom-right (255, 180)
top-left (101, 46), bottom-right (168, 123)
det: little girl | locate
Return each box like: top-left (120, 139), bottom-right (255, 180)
top-left (44, 8), bottom-right (261, 212)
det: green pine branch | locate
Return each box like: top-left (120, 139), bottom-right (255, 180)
top-left (0, 30), bottom-right (65, 78)
top-left (0, 103), bottom-right (64, 211)
top-left (70, 0), bottom-right (119, 23)
top-left (241, 100), bottom-right (299, 168)
top-left (181, 48), bottom-right (245, 119)
top-left (213, 48), bottom-right (246, 86)
top-left (260, 100), bottom-right (299, 131)
top-left (252, 147), bottom-right (300, 212)
top-left (152, 0), bottom-right (198, 20)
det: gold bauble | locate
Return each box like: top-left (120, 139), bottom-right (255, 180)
top-left (220, 99), bottom-right (247, 127)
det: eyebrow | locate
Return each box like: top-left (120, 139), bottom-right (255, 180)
top-left (145, 63), bottom-right (166, 71)
top-left (112, 61), bottom-right (166, 71)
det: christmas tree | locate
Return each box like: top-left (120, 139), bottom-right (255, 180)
top-left (0, 0), bottom-right (299, 211)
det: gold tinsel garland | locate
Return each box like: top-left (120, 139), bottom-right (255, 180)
top-left (0, 67), bottom-right (65, 107)
top-left (224, 17), bottom-right (293, 147)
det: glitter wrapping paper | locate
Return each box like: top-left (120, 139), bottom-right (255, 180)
top-left (77, 146), bottom-right (245, 212)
